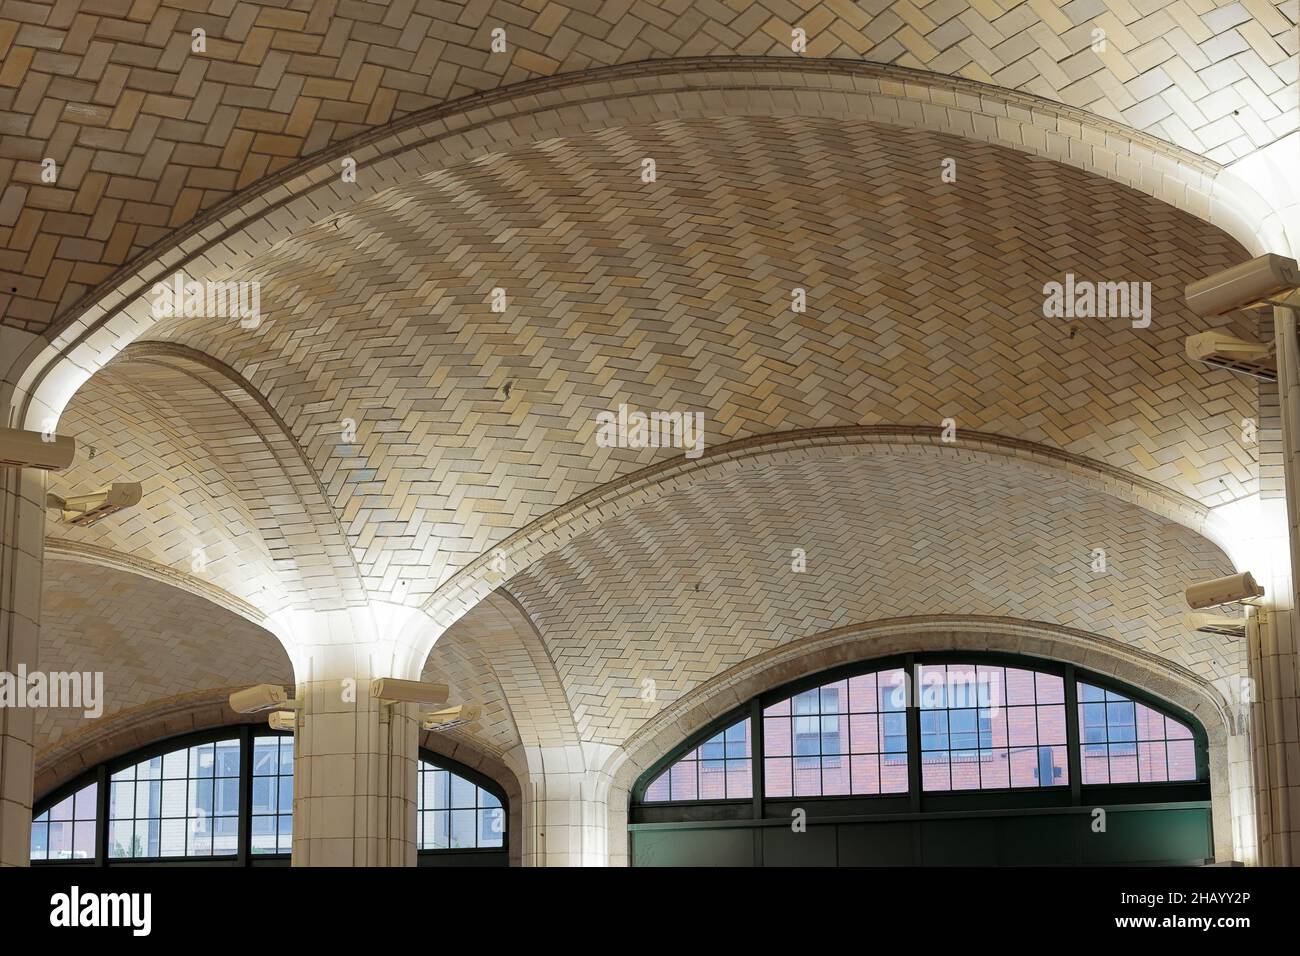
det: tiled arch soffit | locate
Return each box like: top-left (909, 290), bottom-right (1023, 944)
top-left (46, 339), bottom-right (369, 617)
top-left (604, 615), bottom-right (1243, 861)
top-left (5, 57), bottom-right (1287, 432)
top-left (43, 425), bottom-right (1244, 666)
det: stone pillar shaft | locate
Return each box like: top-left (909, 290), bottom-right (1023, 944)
top-left (1260, 306), bottom-right (1300, 865)
top-left (0, 466), bottom-right (44, 867)
top-left (519, 745), bottom-right (611, 866)
top-left (292, 675), bottom-right (418, 867)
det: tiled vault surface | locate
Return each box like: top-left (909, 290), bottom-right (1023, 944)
top-left (35, 557), bottom-right (525, 766)
top-left (506, 452), bottom-right (1242, 745)
top-left (0, 0), bottom-right (1295, 330)
top-left (74, 115), bottom-right (1259, 610)
top-left (34, 558), bottom-right (292, 751)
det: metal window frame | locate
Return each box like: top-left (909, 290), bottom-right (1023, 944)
top-left (630, 651), bottom-right (1211, 822)
top-left (31, 726), bottom-right (291, 868)
top-left (31, 733), bottom-right (513, 867)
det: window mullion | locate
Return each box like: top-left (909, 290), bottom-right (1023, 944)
top-left (750, 697), bottom-right (763, 820)
top-left (238, 724), bottom-right (251, 867)
top-left (95, 762), bottom-right (110, 867)
top-left (1064, 664), bottom-right (1082, 805)
top-left (905, 654), bottom-right (921, 812)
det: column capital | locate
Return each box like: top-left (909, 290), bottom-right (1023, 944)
top-left (265, 602), bottom-right (442, 684)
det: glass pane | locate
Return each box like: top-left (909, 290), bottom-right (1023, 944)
top-left (479, 808), bottom-right (505, 847)
top-left (765, 758), bottom-right (792, 797)
top-left (251, 815), bottom-right (277, 854)
top-left (74, 783), bottom-right (97, 820)
top-left (160, 818), bottom-right (186, 857)
top-left (1168, 740), bottom-right (1197, 780)
top-left (698, 760), bottom-right (726, 799)
top-left (49, 795), bottom-right (73, 821)
top-left (108, 821), bottom-right (133, 858)
top-left (252, 777), bottom-right (275, 814)
top-left (725, 760), bottom-right (752, 799)
top-left (215, 777), bottom-right (239, 817)
top-left (189, 743), bottom-right (215, 778)
top-left (30, 823), bottom-right (48, 860)
top-left (450, 773), bottom-right (477, 809)
top-left (643, 770), bottom-right (670, 801)
top-left (253, 738), bottom-right (278, 776)
top-left (216, 816), bottom-right (240, 855)
top-left (428, 811), bottom-right (449, 849)
top-left (669, 759), bottom-right (698, 801)
top-left (162, 749), bottom-right (187, 779)
top-left (428, 771), bottom-right (449, 810)
top-left (792, 756), bottom-right (822, 796)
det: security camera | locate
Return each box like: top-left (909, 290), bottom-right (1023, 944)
top-left (48, 482), bottom-right (142, 527)
top-left (0, 426), bottom-right (75, 471)
top-left (1185, 254), bottom-right (1300, 317)
top-left (371, 678), bottom-right (449, 706)
top-left (1184, 612), bottom-right (1245, 638)
top-left (268, 710), bottom-right (297, 733)
top-left (230, 684), bottom-right (292, 714)
top-left (420, 703), bottom-right (481, 732)
top-left (1186, 572), bottom-right (1264, 610)
top-left (1185, 332), bottom-right (1276, 381)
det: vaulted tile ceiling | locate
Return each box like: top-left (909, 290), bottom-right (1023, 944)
top-left (1, 0), bottom-right (1294, 329)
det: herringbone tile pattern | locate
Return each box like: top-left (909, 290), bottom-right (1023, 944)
top-left (0, 0), bottom-right (1293, 330)
top-left (507, 451), bottom-right (1242, 744)
top-left (48, 349), bottom-right (370, 611)
top-left (34, 558), bottom-right (292, 751)
top-left (135, 116), bottom-right (1254, 612)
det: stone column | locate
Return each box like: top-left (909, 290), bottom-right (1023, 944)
top-left (1255, 307), bottom-right (1300, 865)
top-left (267, 605), bottom-right (433, 866)
top-left (0, 465), bottom-right (44, 867)
top-left (518, 743), bottom-right (614, 866)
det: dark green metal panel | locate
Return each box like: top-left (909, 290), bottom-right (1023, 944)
top-left (1082, 807), bottom-right (1213, 864)
top-left (762, 824), bottom-right (838, 866)
top-left (630, 805), bottom-right (1212, 867)
top-left (631, 826), bottom-right (754, 867)
top-left (835, 822), bottom-right (914, 866)
top-left (920, 818), bottom-right (999, 866)
top-left (992, 813), bottom-right (1077, 865)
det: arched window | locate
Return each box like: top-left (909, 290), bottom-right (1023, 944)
top-left (417, 758), bottom-right (505, 849)
top-left (32, 730), bottom-right (510, 866)
top-left (106, 736), bottom-right (244, 859)
top-left (631, 653), bottom-right (1211, 866)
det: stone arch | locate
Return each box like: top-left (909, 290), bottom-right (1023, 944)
top-left (4, 59), bottom-right (1275, 433)
top-left (404, 427), bottom-right (1244, 674)
top-left (47, 341), bottom-right (369, 613)
top-left (603, 615), bottom-right (1250, 865)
